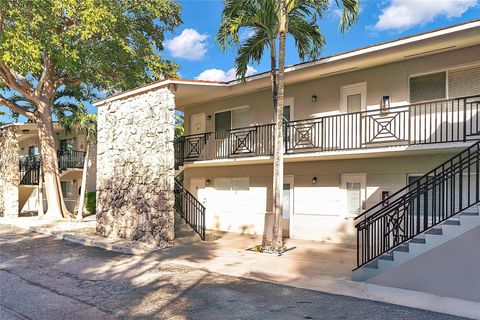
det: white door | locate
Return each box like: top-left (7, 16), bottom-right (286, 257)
top-left (190, 113), bottom-right (205, 135)
top-left (340, 83), bottom-right (367, 113)
top-left (341, 174), bottom-right (367, 217)
top-left (283, 176), bottom-right (294, 238)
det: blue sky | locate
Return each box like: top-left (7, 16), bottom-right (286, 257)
top-left (1, 0), bottom-right (479, 122)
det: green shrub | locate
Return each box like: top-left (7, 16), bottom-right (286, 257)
top-left (85, 192), bottom-right (96, 215)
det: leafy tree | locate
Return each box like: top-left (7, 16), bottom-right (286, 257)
top-left (218, 0), bottom-right (359, 252)
top-left (59, 110), bottom-right (96, 222)
top-left (175, 112), bottom-right (184, 137)
top-left (0, 0), bottom-right (181, 218)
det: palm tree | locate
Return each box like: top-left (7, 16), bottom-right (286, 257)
top-left (218, 0), bottom-right (359, 252)
top-left (60, 110), bottom-right (97, 222)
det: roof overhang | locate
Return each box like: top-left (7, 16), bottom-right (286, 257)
top-left (93, 19), bottom-right (480, 109)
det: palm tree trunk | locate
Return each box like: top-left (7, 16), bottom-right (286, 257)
top-left (269, 2), bottom-right (288, 252)
top-left (76, 144), bottom-right (90, 222)
top-left (262, 39), bottom-right (279, 248)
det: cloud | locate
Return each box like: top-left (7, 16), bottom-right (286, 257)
top-left (195, 66), bottom-right (258, 82)
top-left (164, 28), bottom-right (209, 61)
top-left (373, 0), bottom-right (478, 31)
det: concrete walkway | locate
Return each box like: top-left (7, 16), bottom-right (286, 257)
top-left (1, 218), bottom-right (479, 319)
top-left (0, 226), bottom-right (469, 320)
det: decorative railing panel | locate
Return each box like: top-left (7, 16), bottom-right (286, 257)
top-left (355, 140), bottom-right (480, 268)
top-left (19, 155), bottom-right (41, 185)
top-left (174, 95), bottom-right (480, 163)
top-left (174, 179), bottom-right (206, 240)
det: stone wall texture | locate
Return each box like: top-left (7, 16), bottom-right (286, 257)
top-left (0, 127), bottom-right (19, 217)
top-left (96, 88), bottom-right (176, 248)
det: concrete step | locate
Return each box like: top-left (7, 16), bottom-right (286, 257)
top-left (175, 229), bottom-right (196, 238)
top-left (175, 223), bottom-right (193, 232)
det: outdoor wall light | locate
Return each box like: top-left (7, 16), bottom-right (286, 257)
top-left (207, 115), bottom-right (212, 121)
top-left (205, 179), bottom-right (211, 186)
top-left (311, 95), bottom-right (317, 103)
top-left (312, 176), bottom-right (318, 184)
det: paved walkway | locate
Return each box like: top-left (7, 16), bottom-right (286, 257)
top-left (0, 226), bottom-right (472, 319)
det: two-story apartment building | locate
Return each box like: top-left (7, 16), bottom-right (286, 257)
top-left (169, 20), bottom-right (480, 246)
top-left (93, 20), bottom-right (480, 286)
top-left (0, 122), bottom-right (96, 216)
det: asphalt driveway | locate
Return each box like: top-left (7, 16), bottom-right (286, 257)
top-left (0, 226), bottom-right (469, 320)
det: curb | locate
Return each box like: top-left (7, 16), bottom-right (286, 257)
top-left (1, 222), bottom-right (160, 256)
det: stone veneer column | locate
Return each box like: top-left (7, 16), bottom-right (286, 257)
top-left (0, 127), bottom-right (19, 218)
top-left (96, 87), bottom-right (176, 248)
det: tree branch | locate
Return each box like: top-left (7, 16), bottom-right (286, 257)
top-left (0, 94), bottom-right (36, 121)
top-left (54, 76), bottom-right (82, 87)
top-left (0, 62), bottom-right (36, 100)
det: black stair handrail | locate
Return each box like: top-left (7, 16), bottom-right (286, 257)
top-left (174, 178), bottom-right (206, 240)
top-left (355, 139), bottom-right (480, 268)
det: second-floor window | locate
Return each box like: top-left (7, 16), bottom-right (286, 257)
top-left (60, 138), bottom-right (74, 152)
top-left (409, 66), bottom-right (480, 103)
top-left (410, 72), bottom-right (446, 103)
top-left (29, 146), bottom-right (39, 156)
top-left (214, 107), bottom-right (249, 138)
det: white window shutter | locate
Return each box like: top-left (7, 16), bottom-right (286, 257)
top-left (410, 72), bottom-right (446, 103)
top-left (448, 66), bottom-right (480, 99)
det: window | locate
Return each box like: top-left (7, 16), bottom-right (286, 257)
top-left (214, 178), bottom-right (250, 213)
top-left (448, 66), bottom-right (480, 98)
top-left (60, 138), bottom-right (74, 151)
top-left (215, 107), bottom-right (250, 138)
top-left (215, 111), bottom-right (231, 138)
top-left (346, 182), bottom-right (362, 216)
top-left (341, 173), bottom-right (366, 217)
top-left (283, 105), bottom-right (291, 122)
top-left (29, 146), bottom-right (39, 156)
top-left (409, 72), bottom-right (446, 103)
top-left (61, 181), bottom-right (74, 198)
top-left (347, 94), bottom-right (362, 113)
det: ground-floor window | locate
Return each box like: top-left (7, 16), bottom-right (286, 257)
top-left (214, 178), bottom-right (250, 213)
top-left (341, 173), bottom-right (366, 217)
top-left (61, 181), bottom-right (74, 199)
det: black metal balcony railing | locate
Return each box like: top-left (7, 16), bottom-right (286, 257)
top-left (354, 140), bottom-right (480, 268)
top-left (19, 150), bottom-right (86, 185)
top-left (174, 95), bottom-right (480, 167)
top-left (19, 155), bottom-right (42, 185)
top-left (57, 149), bottom-right (86, 171)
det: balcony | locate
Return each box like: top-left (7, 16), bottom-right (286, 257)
top-left (175, 95), bottom-right (480, 168)
top-left (19, 150), bottom-right (86, 185)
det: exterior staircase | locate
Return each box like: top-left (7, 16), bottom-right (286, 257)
top-left (353, 140), bottom-right (480, 281)
top-left (173, 178), bottom-right (206, 244)
top-left (352, 204), bottom-right (480, 281)
top-left (174, 212), bottom-right (202, 244)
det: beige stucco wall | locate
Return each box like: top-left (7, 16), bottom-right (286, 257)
top-left (183, 45), bottom-right (480, 134)
top-left (18, 130), bottom-right (87, 157)
top-left (184, 152), bottom-right (455, 243)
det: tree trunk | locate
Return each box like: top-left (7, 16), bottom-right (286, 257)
top-left (76, 144), bottom-right (90, 222)
top-left (266, 2), bottom-right (287, 253)
top-left (262, 39), bottom-right (279, 248)
top-left (37, 101), bottom-right (67, 219)
top-left (37, 165), bottom-right (44, 217)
